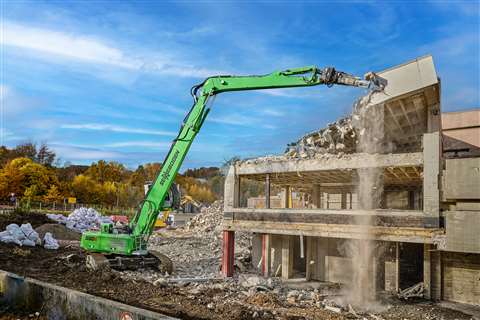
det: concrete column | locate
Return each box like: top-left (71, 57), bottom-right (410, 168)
top-left (395, 242), bottom-right (400, 292)
top-left (282, 186), bottom-right (291, 208)
top-left (224, 166), bottom-right (240, 211)
top-left (423, 243), bottom-right (432, 299)
top-left (265, 174), bottom-right (270, 209)
top-left (262, 234), bottom-right (271, 277)
top-left (341, 192), bottom-right (347, 209)
top-left (281, 235), bottom-right (294, 280)
top-left (423, 132), bottom-right (441, 227)
top-left (306, 236), bottom-right (317, 280)
top-left (251, 233), bottom-right (262, 272)
top-left (384, 242), bottom-right (399, 292)
top-left (427, 103), bottom-right (441, 133)
top-left (222, 231), bottom-right (235, 277)
top-left (317, 237), bottom-right (327, 281)
top-left (271, 235), bottom-right (283, 277)
top-left (311, 185), bottom-right (321, 209)
top-left (431, 250), bottom-right (442, 301)
top-left (408, 190), bottom-right (415, 210)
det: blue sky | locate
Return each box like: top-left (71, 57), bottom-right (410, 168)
top-left (1, 1), bottom-right (479, 170)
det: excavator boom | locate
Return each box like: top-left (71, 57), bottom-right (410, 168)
top-left (80, 66), bottom-right (382, 270)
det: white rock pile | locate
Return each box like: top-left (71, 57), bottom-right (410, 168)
top-left (48, 207), bottom-right (112, 233)
top-left (0, 223), bottom-right (59, 250)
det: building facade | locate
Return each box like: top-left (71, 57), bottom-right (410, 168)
top-left (221, 56), bottom-right (480, 306)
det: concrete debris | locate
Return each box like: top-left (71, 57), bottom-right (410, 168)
top-left (285, 116), bottom-right (357, 158)
top-left (47, 208), bottom-right (112, 233)
top-left (433, 234), bottom-right (447, 250)
top-left (185, 200), bottom-right (224, 233)
top-left (398, 282), bottom-right (424, 300)
top-left (325, 305), bottom-right (342, 313)
top-left (43, 232), bottom-right (59, 250)
top-left (239, 275), bottom-right (273, 289)
top-left (121, 200), bottom-right (252, 282)
top-left (0, 223), bottom-right (39, 247)
top-left (0, 223), bottom-right (59, 250)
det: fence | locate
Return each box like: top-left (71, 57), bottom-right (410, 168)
top-left (0, 201), bottom-right (137, 217)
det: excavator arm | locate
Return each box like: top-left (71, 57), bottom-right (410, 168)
top-left (80, 66), bottom-right (381, 268)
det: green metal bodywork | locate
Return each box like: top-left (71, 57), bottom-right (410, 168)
top-left (80, 66), bottom-right (371, 256)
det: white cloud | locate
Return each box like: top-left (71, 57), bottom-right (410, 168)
top-left (262, 124), bottom-right (277, 130)
top-left (105, 141), bottom-right (171, 148)
top-left (419, 33), bottom-right (479, 59)
top-left (2, 22), bottom-right (138, 68)
top-left (1, 21), bottom-right (228, 78)
top-left (209, 114), bottom-right (259, 126)
top-left (60, 123), bottom-right (176, 136)
top-left (260, 88), bottom-right (321, 99)
top-left (261, 108), bottom-right (285, 117)
top-left (51, 145), bottom-right (122, 160)
top-left (1, 128), bottom-right (24, 143)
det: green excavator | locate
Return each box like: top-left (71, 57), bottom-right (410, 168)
top-left (80, 66), bottom-right (383, 271)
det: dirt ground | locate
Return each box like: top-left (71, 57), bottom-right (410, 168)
top-left (0, 212), bottom-right (477, 320)
top-left (0, 210), bottom-right (51, 230)
top-left (0, 242), bottom-right (475, 320)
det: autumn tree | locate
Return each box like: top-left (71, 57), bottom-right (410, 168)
top-left (36, 143), bottom-right (56, 166)
top-left (0, 157), bottom-right (59, 201)
top-left (86, 160), bottom-right (127, 183)
top-left (71, 174), bottom-right (99, 204)
top-left (43, 185), bottom-right (62, 203)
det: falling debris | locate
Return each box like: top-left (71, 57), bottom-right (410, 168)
top-left (285, 116), bottom-right (357, 158)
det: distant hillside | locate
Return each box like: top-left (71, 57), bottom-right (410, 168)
top-left (184, 167), bottom-right (220, 179)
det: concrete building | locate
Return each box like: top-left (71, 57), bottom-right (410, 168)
top-left (221, 56), bottom-right (480, 306)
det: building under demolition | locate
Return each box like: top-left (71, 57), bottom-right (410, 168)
top-left (221, 55), bottom-right (480, 306)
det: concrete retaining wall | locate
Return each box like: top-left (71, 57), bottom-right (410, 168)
top-left (0, 270), bottom-right (176, 320)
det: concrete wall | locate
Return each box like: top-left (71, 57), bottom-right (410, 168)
top-left (0, 271), bottom-right (175, 320)
top-left (442, 252), bottom-right (480, 305)
top-left (442, 109), bottom-right (480, 157)
top-left (446, 211), bottom-right (480, 254)
top-left (444, 158), bottom-right (480, 200)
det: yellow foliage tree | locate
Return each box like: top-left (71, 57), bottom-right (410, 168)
top-left (0, 157), bottom-right (57, 200)
top-left (71, 174), bottom-right (99, 204)
top-left (43, 185), bottom-right (62, 203)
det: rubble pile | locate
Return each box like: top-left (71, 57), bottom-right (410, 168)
top-left (125, 200), bottom-right (251, 280)
top-left (285, 116), bottom-right (357, 158)
top-left (47, 207), bottom-right (112, 233)
top-left (185, 200), bottom-right (224, 233)
top-left (283, 91), bottom-right (390, 160)
top-left (0, 223), bottom-right (59, 249)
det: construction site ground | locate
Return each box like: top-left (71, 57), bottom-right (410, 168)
top-left (0, 210), bottom-right (478, 320)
